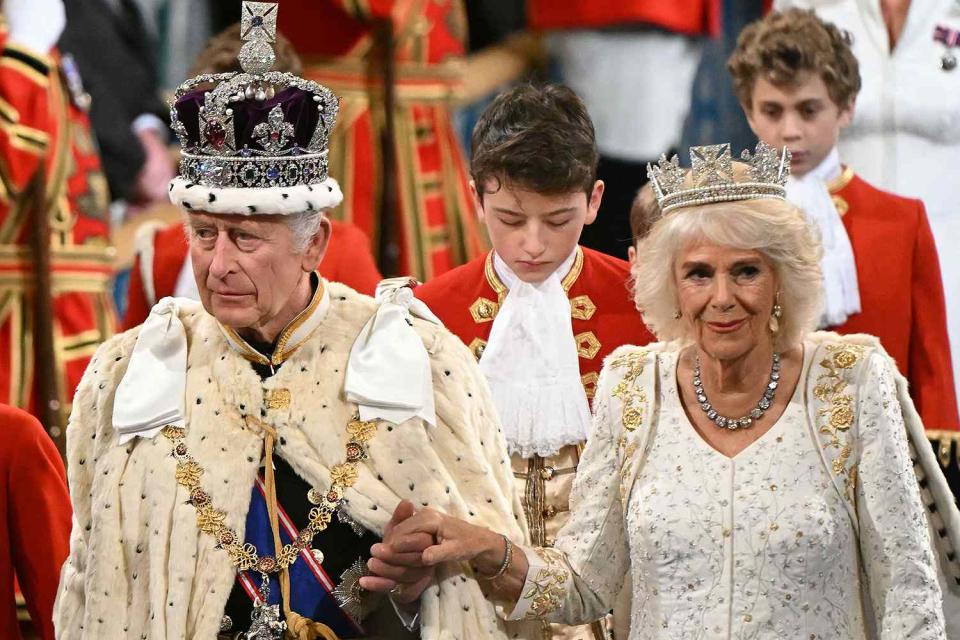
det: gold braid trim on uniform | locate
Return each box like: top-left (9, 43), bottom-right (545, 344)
top-left (813, 343), bottom-right (865, 501)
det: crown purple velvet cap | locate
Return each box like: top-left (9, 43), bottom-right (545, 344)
top-left (174, 86), bottom-right (320, 156)
top-left (168, 1), bottom-right (343, 215)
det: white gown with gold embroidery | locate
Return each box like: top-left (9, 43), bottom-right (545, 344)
top-left (508, 339), bottom-right (946, 639)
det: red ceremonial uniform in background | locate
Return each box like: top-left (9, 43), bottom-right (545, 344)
top-left (827, 168), bottom-right (959, 431)
top-left (122, 219), bottom-right (383, 329)
top-left (527, 0), bottom-right (721, 37)
top-left (276, 0), bottom-right (485, 281)
top-left (0, 404), bottom-right (72, 640)
top-left (0, 27), bottom-right (114, 429)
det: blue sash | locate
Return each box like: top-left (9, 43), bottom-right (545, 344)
top-left (237, 475), bottom-right (364, 638)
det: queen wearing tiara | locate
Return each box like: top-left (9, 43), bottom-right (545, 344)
top-left (363, 143), bottom-right (960, 639)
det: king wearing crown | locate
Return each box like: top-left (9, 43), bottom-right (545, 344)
top-left (53, 4), bottom-right (530, 639)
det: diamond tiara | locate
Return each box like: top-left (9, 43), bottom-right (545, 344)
top-left (168, 1), bottom-right (339, 191)
top-left (647, 143), bottom-right (791, 215)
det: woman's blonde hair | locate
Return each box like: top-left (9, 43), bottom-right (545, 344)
top-left (631, 196), bottom-right (823, 351)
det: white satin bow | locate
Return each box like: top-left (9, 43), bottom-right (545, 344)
top-left (345, 278), bottom-right (442, 427)
top-left (113, 297), bottom-right (188, 444)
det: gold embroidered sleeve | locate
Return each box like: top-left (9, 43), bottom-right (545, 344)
top-left (503, 354), bottom-right (635, 625)
top-left (508, 546), bottom-right (573, 620)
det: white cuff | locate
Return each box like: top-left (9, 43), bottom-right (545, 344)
top-left (132, 113), bottom-right (168, 139)
top-left (389, 594), bottom-right (421, 631)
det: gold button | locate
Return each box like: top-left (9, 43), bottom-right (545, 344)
top-left (540, 466), bottom-right (556, 480)
top-left (722, 528), bottom-right (731, 537)
top-left (743, 614), bottom-right (752, 622)
top-left (545, 536), bottom-right (556, 547)
top-left (542, 505), bottom-right (558, 518)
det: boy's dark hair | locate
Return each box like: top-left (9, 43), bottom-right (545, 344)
top-left (727, 8), bottom-right (860, 110)
top-left (470, 83), bottom-right (598, 200)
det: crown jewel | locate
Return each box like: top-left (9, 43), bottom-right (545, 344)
top-left (169, 1), bottom-right (339, 191)
top-left (647, 143), bottom-right (791, 214)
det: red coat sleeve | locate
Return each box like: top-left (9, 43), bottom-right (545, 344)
top-left (322, 222), bottom-right (382, 296)
top-left (6, 409), bottom-right (72, 640)
top-left (908, 203), bottom-right (960, 430)
top-left (123, 253), bottom-right (152, 330)
top-left (327, 0), bottom-right (395, 20)
top-left (0, 41), bottom-right (54, 201)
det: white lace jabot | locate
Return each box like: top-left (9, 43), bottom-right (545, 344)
top-left (478, 251), bottom-right (591, 458)
top-left (785, 147), bottom-right (861, 327)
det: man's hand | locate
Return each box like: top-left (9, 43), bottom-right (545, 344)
top-left (361, 500), bottom-right (435, 604)
top-left (360, 500), bottom-right (509, 603)
top-left (133, 128), bottom-right (176, 205)
top-left (4, 0), bottom-right (66, 55)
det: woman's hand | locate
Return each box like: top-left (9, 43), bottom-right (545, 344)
top-left (360, 500), bottom-right (519, 603)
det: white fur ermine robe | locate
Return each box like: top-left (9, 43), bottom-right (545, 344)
top-left (53, 282), bottom-right (537, 639)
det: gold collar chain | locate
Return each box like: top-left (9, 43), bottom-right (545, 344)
top-left (160, 414), bottom-right (379, 575)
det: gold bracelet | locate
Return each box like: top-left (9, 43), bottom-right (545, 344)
top-left (480, 534), bottom-right (513, 580)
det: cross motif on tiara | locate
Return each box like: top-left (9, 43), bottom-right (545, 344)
top-left (690, 144), bottom-right (734, 187)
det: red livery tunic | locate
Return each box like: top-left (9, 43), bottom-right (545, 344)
top-left (527, 0), bottom-right (721, 37)
top-left (276, 0), bottom-right (485, 280)
top-left (123, 219), bottom-right (383, 329)
top-left (0, 31), bottom-right (115, 430)
top-left (0, 404), bottom-right (72, 640)
top-left (416, 245), bottom-right (654, 640)
top-left (828, 168), bottom-right (958, 431)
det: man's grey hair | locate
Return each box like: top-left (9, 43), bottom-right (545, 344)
top-left (285, 211), bottom-right (325, 252)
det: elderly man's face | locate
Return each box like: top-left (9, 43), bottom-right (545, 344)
top-left (675, 242), bottom-right (778, 361)
top-left (187, 212), bottom-right (329, 342)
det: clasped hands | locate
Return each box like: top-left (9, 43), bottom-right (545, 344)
top-left (359, 499), bottom-right (515, 605)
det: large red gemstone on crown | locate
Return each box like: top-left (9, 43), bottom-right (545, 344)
top-left (270, 131), bottom-right (280, 141)
top-left (204, 121), bottom-right (226, 149)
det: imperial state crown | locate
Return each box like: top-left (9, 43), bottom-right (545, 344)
top-left (167, 1), bottom-right (342, 215)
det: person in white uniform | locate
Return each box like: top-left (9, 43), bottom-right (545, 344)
top-left (773, 0), bottom-right (960, 404)
top-left (358, 143), bottom-right (960, 639)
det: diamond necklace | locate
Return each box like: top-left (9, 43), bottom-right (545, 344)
top-left (693, 352), bottom-right (780, 430)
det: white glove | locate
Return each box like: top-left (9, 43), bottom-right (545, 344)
top-left (4, 0), bottom-right (67, 56)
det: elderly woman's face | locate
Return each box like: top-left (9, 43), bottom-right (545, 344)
top-left (187, 212), bottom-right (326, 338)
top-left (675, 242), bottom-right (777, 360)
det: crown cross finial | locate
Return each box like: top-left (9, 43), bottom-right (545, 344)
top-left (239, 2), bottom-right (278, 75)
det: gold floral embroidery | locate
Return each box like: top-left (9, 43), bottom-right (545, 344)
top-left (610, 350), bottom-right (649, 433)
top-left (814, 343), bottom-right (865, 499)
top-left (162, 414), bottom-right (378, 575)
top-left (523, 547), bottom-right (570, 619)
